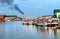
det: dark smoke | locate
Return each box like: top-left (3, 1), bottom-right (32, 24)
top-left (0, 0), bottom-right (24, 15)
top-left (14, 5), bottom-right (24, 15)
top-left (0, 0), bottom-right (13, 5)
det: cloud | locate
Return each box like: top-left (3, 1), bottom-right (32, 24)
top-left (0, 0), bottom-right (13, 5)
top-left (37, 6), bottom-right (43, 9)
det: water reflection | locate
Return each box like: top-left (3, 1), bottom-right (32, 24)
top-left (23, 25), bottom-right (56, 39)
top-left (0, 22), bottom-right (5, 39)
top-left (0, 21), bottom-right (60, 39)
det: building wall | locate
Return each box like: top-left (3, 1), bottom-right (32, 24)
top-left (56, 13), bottom-right (60, 18)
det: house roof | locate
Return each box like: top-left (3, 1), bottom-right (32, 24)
top-left (54, 9), bottom-right (60, 13)
top-left (0, 15), bottom-right (5, 19)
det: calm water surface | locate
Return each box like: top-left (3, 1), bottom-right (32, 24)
top-left (0, 21), bottom-right (60, 39)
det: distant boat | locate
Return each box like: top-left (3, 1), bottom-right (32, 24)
top-left (35, 21), bottom-right (43, 26)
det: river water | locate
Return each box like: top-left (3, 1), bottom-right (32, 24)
top-left (0, 21), bottom-right (60, 39)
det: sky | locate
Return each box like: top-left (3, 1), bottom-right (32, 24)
top-left (0, 0), bottom-right (60, 17)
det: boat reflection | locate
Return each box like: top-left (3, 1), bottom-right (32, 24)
top-left (23, 25), bottom-right (36, 32)
top-left (23, 24), bottom-right (60, 39)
